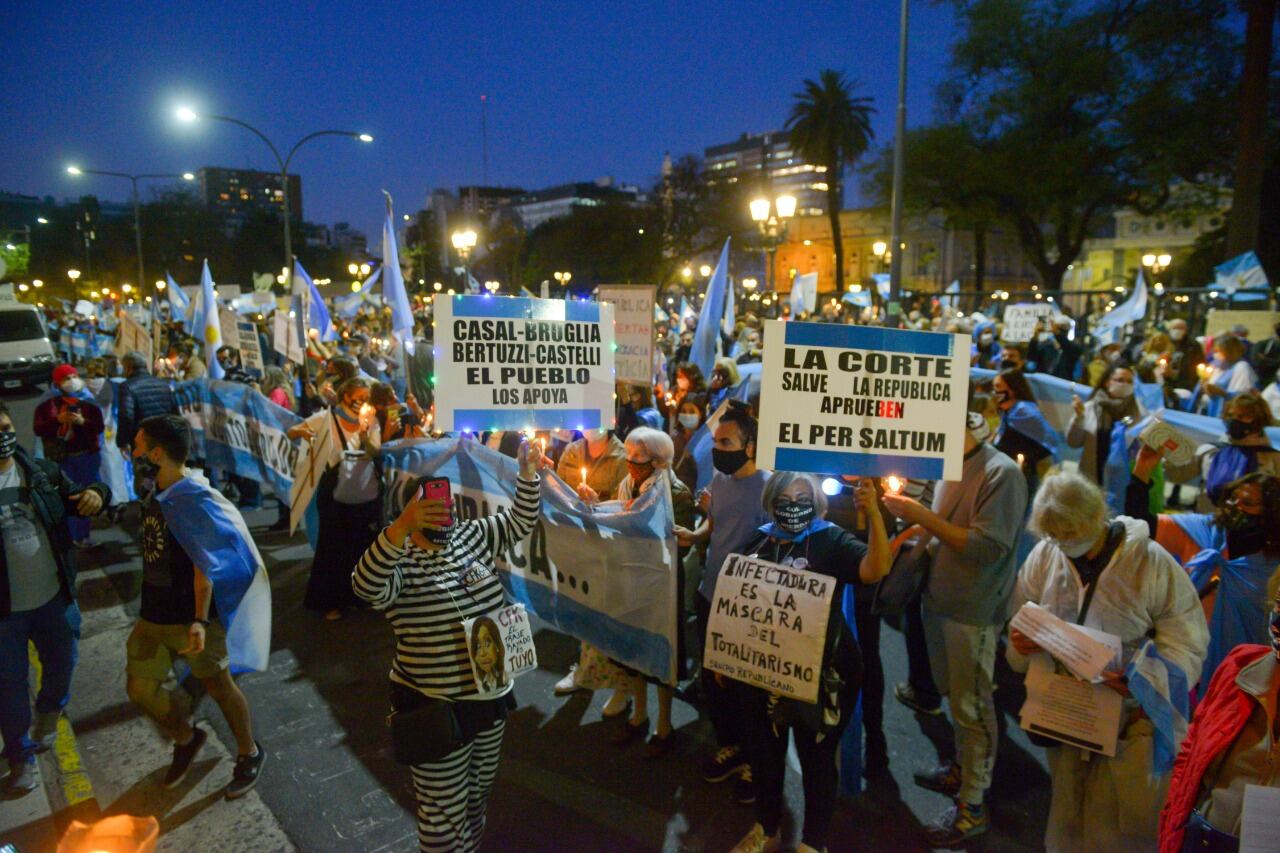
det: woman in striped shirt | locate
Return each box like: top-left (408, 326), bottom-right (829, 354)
top-left (353, 439), bottom-right (543, 853)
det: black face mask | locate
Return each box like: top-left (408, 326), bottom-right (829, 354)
top-left (712, 448), bottom-right (749, 476)
top-left (999, 359), bottom-right (1021, 370)
top-left (0, 431), bottom-right (16, 460)
top-left (773, 500), bottom-right (816, 533)
top-left (133, 453), bottom-right (160, 480)
top-left (1226, 419), bottom-right (1259, 441)
top-left (423, 524), bottom-right (454, 546)
top-left (627, 460), bottom-right (654, 486)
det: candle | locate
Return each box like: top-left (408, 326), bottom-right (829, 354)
top-left (1196, 363), bottom-right (1209, 380)
top-left (884, 475), bottom-right (903, 494)
top-left (1016, 453), bottom-right (1025, 469)
top-left (580, 466), bottom-right (587, 485)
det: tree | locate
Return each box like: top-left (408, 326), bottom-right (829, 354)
top-left (931, 0), bottom-right (1238, 291)
top-left (785, 70), bottom-right (876, 292)
top-left (519, 203), bottom-right (662, 291)
top-left (1224, 0), bottom-right (1276, 256)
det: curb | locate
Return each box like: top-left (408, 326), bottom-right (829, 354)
top-left (28, 642), bottom-right (101, 835)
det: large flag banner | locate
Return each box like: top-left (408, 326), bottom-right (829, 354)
top-left (380, 438), bottom-right (679, 683)
top-left (756, 321), bottom-right (971, 481)
top-left (1001, 303), bottom-right (1056, 343)
top-left (166, 273), bottom-right (193, 335)
top-left (432, 294), bottom-right (616, 432)
top-left (1214, 251), bottom-right (1269, 294)
top-left (172, 379), bottom-right (302, 496)
top-left (597, 284), bottom-right (656, 385)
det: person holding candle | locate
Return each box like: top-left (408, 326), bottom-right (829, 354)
top-left (991, 368), bottom-right (1062, 494)
top-left (1165, 392), bottom-right (1280, 512)
top-left (1196, 335), bottom-right (1257, 418)
top-left (287, 377), bottom-right (382, 621)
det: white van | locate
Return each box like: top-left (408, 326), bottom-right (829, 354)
top-left (0, 302), bottom-right (56, 388)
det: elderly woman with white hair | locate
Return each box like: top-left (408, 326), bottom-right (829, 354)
top-left (577, 426), bottom-right (695, 756)
top-left (1007, 471), bottom-right (1208, 852)
top-left (727, 472), bottom-right (890, 853)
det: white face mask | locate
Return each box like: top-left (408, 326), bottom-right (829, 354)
top-left (1055, 530), bottom-right (1098, 559)
top-left (678, 413), bottom-right (700, 430)
top-left (60, 377), bottom-right (84, 395)
top-left (1169, 328), bottom-right (1185, 342)
top-left (86, 377), bottom-right (106, 393)
top-left (1107, 380), bottom-right (1134, 398)
top-left (979, 333), bottom-right (994, 345)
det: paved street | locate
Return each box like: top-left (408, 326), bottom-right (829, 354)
top-left (1, 386), bottom-right (1053, 852)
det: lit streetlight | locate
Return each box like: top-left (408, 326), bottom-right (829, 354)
top-left (699, 264), bottom-right (712, 278)
top-left (66, 165), bottom-right (195, 297)
top-left (553, 270), bottom-right (572, 294)
top-left (484, 280), bottom-right (500, 293)
top-left (176, 105), bottom-right (372, 290)
top-left (451, 229), bottom-right (478, 287)
top-left (749, 193), bottom-right (797, 292)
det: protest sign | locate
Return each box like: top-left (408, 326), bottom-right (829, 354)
top-left (1001, 303), bottom-right (1056, 343)
top-left (1205, 309), bottom-right (1278, 343)
top-left (272, 312), bottom-right (304, 364)
top-left (462, 604), bottom-right (537, 697)
top-left (756, 320), bottom-right (971, 481)
top-left (703, 553), bottom-right (836, 703)
top-left (113, 310), bottom-right (152, 364)
top-left (597, 284), bottom-right (656, 385)
top-left (431, 294), bottom-right (616, 432)
top-left (231, 318), bottom-right (265, 374)
top-left (173, 379), bottom-right (302, 496)
top-left (380, 438), bottom-right (679, 683)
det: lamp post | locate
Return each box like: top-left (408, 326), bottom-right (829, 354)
top-left (553, 270), bottom-right (572, 296)
top-left (749, 193), bottom-right (797, 294)
top-left (451, 229), bottom-right (478, 290)
top-left (176, 106), bottom-right (372, 291)
top-left (66, 268), bottom-right (81, 300)
top-left (66, 166), bottom-right (194, 298)
top-left (887, 0), bottom-right (911, 309)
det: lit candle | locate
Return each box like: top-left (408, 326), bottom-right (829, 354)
top-left (884, 475), bottom-right (903, 494)
top-left (580, 466), bottom-right (587, 485)
top-left (1016, 453), bottom-right (1025, 469)
top-left (1196, 363), bottom-right (1209, 380)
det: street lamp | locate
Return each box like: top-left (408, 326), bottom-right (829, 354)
top-left (484, 280), bottom-right (500, 293)
top-left (742, 278), bottom-right (758, 291)
top-left (699, 264), bottom-right (712, 278)
top-left (452, 229), bottom-right (478, 287)
top-left (176, 105), bottom-right (372, 290)
top-left (348, 263), bottom-right (359, 275)
top-left (66, 165), bottom-right (195, 298)
top-left (553, 270), bottom-right (572, 294)
top-left (749, 193), bottom-right (797, 292)
top-left (1142, 252), bottom-right (1172, 275)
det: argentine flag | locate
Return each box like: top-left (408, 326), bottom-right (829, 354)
top-left (382, 191), bottom-right (416, 354)
top-left (1215, 251), bottom-right (1269, 294)
top-left (166, 273), bottom-right (193, 335)
top-left (156, 472), bottom-right (272, 672)
top-left (689, 238), bottom-right (731, 377)
top-left (192, 260), bottom-right (225, 379)
top-left (1124, 639), bottom-right (1191, 773)
top-left (292, 260), bottom-right (337, 342)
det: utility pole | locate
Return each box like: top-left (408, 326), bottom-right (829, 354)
top-left (887, 0), bottom-right (910, 316)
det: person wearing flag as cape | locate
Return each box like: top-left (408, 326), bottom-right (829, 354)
top-left (1008, 471), bottom-right (1207, 851)
top-left (125, 414), bottom-right (270, 798)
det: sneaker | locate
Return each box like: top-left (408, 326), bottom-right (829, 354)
top-left (32, 710), bottom-right (61, 752)
top-left (727, 822), bottom-right (781, 853)
top-left (914, 761), bottom-right (962, 797)
top-left (700, 745), bottom-right (748, 783)
top-left (923, 799), bottom-right (989, 847)
top-left (894, 682), bottom-right (943, 716)
top-left (225, 741), bottom-right (266, 800)
top-left (553, 665), bottom-right (587, 696)
top-left (4, 757), bottom-right (38, 795)
top-left (163, 725), bottom-right (207, 788)
top-left (732, 766), bottom-right (756, 804)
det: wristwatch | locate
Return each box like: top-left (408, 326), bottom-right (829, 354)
top-left (192, 618), bottom-right (211, 627)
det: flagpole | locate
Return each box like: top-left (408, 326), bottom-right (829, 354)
top-left (887, 0), bottom-right (910, 315)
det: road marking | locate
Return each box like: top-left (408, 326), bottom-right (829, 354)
top-left (28, 642), bottom-right (98, 808)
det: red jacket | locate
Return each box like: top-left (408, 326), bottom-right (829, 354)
top-left (33, 396), bottom-right (104, 455)
top-left (1159, 644), bottom-right (1272, 853)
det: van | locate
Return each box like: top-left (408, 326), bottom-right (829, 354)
top-left (0, 302), bottom-right (56, 388)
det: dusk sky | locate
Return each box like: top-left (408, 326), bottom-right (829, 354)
top-left (4, 1), bottom-right (957, 245)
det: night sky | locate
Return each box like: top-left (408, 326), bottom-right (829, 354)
top-left (3, 1), bottom-right (956, 243)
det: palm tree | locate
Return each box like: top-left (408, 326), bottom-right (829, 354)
top-left (785, 70), bottom-right (876, 293)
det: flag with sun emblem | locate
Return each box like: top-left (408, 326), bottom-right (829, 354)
top-left (193, 259), bottom-right (224, 380)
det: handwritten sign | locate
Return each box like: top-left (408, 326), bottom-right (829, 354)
top-left (756, 320), bottom-right (970, 481)
top-left (703, 553), bottom-right (836, 703)
top-left (272, 312), bottom-right (303, 365)
top-left (432, 294), bottom-right (615, 431)
top-left (1001, 303), bottom-right (1056, 343)
top-left (462, 604), bottom-right (537, 697)
top-left (597, 284), bottom-right (656, 385)
top-left (113, 310), bottom-right (152, 365)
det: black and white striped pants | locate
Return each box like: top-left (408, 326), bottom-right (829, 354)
top-left (409, 719), bottom-right (505, 852)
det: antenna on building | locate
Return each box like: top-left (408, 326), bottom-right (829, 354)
top-left (480, 94), bottom-right (490, 185)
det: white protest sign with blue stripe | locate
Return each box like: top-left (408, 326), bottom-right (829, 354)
top-left (432, 293), bottom-right (615, 432)
top-left (756, 320), bottom-right (971, 481)
top-left (380, 438), bottom-right (678, 683)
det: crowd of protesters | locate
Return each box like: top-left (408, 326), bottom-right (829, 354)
top-left (3, 284), bottom-right (1280, 853)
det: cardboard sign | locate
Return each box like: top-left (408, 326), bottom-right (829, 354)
top-left (235, 320), bottom-right (264, 374)
top-left (1001, 303), bottom-right (1057, 343)
top-left (597, 284), bottom-right (656, 385)
top-left (461, 604), bottom-right (537, 697)
top-left (432, 294), bottom-right (616, 431)
top-left (272, 312), bottom-right (304, 365)
top-left (755, 320), bottom-right (971, 481)
top-left (1205, 309), bottom-right (1279, 344)
top-left (113, 310), bottom-right (152, 365)
top-left (704, 553), bottom-right (836, 703)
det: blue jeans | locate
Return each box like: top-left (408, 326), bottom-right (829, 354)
top-left (60, 451), bottom-right (101, 542)
top-left (0, 594), bottom-right (80, 763)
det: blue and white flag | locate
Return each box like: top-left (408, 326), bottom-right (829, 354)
top-left (1215, 251), bottom-right (1269, 294)
top-left (790, 272), bottom-right (816, 315)
top-left (381, 192), bottom-right (416, 355)
top-left (722, 276), bottom-right (736, 337)
top-left (333, 290), bottom-right (365, 320)
top-left (1092, 269), bottom-right (1148, 343)
top-left (292, 261), bottom-right (337, 342)
top-left (690, 238), bottom-right (730, 377)
top-left (679, 297), bottom-right (695, 328)
top-left (156, 472), bottom-right (272, 673)
top-left (941, 279), bottom-right (961, 310)
top-left (380, 438), bottom-right (679, 683)
top-left (1124, 639), bottom-right (1191, 773)
top-left (843, 287), bottom-right (872, 308)
top-left (166, 273), bottom-right (193, 335)
top-left (192, 260), bottom-right (225, 379)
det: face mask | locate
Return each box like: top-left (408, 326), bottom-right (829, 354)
top-left (1226, 418), bottom-right (1259, 441)
top-left (1222, 500), bottom-right (1263, 533)
top-left (1107, 380), bottom-right (1134, 399)
top-left (60, 379), bottom-right (81, 395)
top-left (712, 447), bottom-right (749, 475)
top-left (678, 413), bottom-right (701, 430)
top-left (1056, 530), bottom-right (1097, 559)
top-left (773, 499), bottom-right (816, 533)
top-left (994, 390), bottom-right (1011, 405)
top-left (87, 377), bottom-right (106, 393)
top-left (585, 428), bottom-right (608, 441)
top-left (132, 452), bottom-right (160, 480)
top-left (627, 459), bottom-right (654, 485)
top-left (676, 377), bottom-right (690, 391)
top-left (423, 522), bottom-right (455, 546)
top-left (0, 431), bottom-right (16, 460)
top-left (1105, 350), bottom-right (1121, 363)
top-left (999, 358), bottom-right (1021, 370)
top-left (1169, 328), bottom-right (1185, 342)
top-left (966, 411), bottom-right (991, 443)
top-left (979, 333), bottom-right (993, 345)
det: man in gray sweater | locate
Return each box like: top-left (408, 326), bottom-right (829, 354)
top-left (883, 408), bottom-right (1028, 847)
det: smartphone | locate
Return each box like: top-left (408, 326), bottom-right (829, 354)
top-left (422, 477), bottom-right (455, 527)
